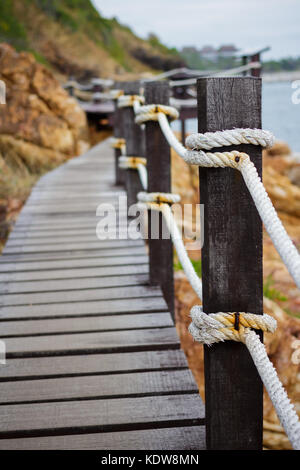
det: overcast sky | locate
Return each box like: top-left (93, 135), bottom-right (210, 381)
top-left (92, 0), bottom-right (300, 59)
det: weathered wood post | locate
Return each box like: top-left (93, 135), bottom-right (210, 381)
top-left (251, 53), bottom-right (261, 77)
top-left (112, 82), bottom-right (125, 186)
top-left (198, 77), bottom-right (263, 449)
top-left (144, 81), bottom-right (174, 317)
top-left (241, 55), bottom-right (248, 76)
top-left (122, 81), bottom-right (144, 212)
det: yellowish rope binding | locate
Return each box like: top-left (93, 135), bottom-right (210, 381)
top-left (135, 104), bottom-right (179, 124)
top-left (138, 191), bottom-right (181, 205)
top-left (118, 156), bottom-right (147, 170)
top-left (189, 308), bottom-right (277, 346)
top-left (118, 95), bottom-right (145, 108)
top-left (111, 138), bottom-right (126, 150)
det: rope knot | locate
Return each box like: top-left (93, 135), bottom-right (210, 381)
top-left (138, 191), bottom-right (181, 205)
top-left (118, 94), bottom-right (145, 108)
top-left (185, 128), bottom-right (275, 151)
top-left (135, 104), bottom-right (179, 125)
top-left (118, 156), bottom-right (147, 170)
top-left (110, 137), bottom-right (126, 150)
top-left (110, 89), bottom-right (124, 100)
top-left (188, 306), bottom-right (277, 346)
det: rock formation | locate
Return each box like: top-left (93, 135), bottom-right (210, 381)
top-left (0, 43), bottom-right (89, 243)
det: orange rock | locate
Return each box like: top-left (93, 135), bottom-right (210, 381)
top-left (0, 43), bottom-right (89, 159)
top-left (265, 141), bottom-right (291, 157)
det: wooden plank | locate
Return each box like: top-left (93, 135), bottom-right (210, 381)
top-left (0, 349), bottom-right (188, 381)
top-left (0, 296), bottom-right (168, 320)
top-left (0, 263), bottom-right (149, 282)
top-left (9, 228), bottom-right (115, 239)
top-left (20, 206), bottom-right (128, 215)
top-left (0, 254), bottom-right (147, 273)
top-left (4, 327), bottom-right (179, 357)
top-left (0, 369), bottom-right (198, 404)
top-left (0, 285), bottom-right (161, 307)
top-left (3, 240), bottom-right (143, 255)
top-left (198, 77), bottom-right (263, 449)
top-left (0, 273), bottom-right (149, 295)
top-left (9, 221), bottom-right (130, 236)
top-left (145, 81), bottom-right (174, 316)
top-left (0, 249), bottom-right (147, 264)
top-left (14, 216), bottom-right (121, 228)
top-left (0, 426), bottom-right (206, 450)
top-left (0, 311), bottom-right (172, 337)
top-left (26, 194), bottom-right (124, 204)
top-left (0, 394), bottom-right (204, 437)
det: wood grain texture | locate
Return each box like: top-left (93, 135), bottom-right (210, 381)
top-left (113, 83), bottom-right (125, 185)
top-left (0, 273), bottom-right (149, 295)
top-left (0, 350), bottom-right (188, 381)
top-left (0, 426), bottom-right (206, 450)
top-left (198, 77), bottom-right (263, 450)
top-left (4, 327), bottom-right (180, 357)
top-left (0, 369), bottom-right (198, 404)
top-left (0, 394), bottom-right (204, 438)
top-left (0, 311), bottom-right (172, 337)
top-left (0, 263), bottom-right (149, 282)
top-left (145, 81), bottom-right (174, 316)
top-left (123, 82), bottom-right (144, 210)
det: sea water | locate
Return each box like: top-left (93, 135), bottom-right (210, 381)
top-left (172, 81), bottom-right (300, 153)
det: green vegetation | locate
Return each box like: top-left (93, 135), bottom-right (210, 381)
top-left (263, 275), bottom-right (287, 302)
top-left (0, 0), bottom-right (28, 49)
top-left (180, 48), bottom-right (237, 71)
top-left (263, 57), bottom-right (300, 72)
top-left (0, 0), bottom-right (179, 73)
top-left (181, 47), bottom-right (300, 73)
top-left (284, 308), bottom-right (300, 319)
top-left (147, 33), bottom-right (179, 57)
top-left (174, 258), bottom-right (202, 278)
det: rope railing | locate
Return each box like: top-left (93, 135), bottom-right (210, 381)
top-left (113, 82), bottom-right (300, 449)
top-left (169, 62), bottom-right (261, 87)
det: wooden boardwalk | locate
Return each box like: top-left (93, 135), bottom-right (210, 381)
top-left (0, 139), bottom-right (205, 450)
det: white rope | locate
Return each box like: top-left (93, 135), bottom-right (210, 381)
top-left (185, 129), bottom-right (300, 289)
top-left (189, 307), bottom-right (277, 345)
top-left (137, 164), bottom-right (148, 191)
top-left (138, 191), bottom-right (181, 204)
top-left (135, 104), bottom-right (179, 125)
top-left (157, 113), bottom-right (187, 158)
top-left (246, 330), bottom-right (300, 450)
top-left (137, 195), bottom-right (203, 300)
top-left (186, 128), bottom-right (275, 150)
top-left (189, 307), bottom-right (300, 450)
top-left (240, 158), bottom-right (300, 288)
top-left (169, 62), bottom-right (261, 87)
top-left (170, 97), bottom-right (197, 108)
top-left (110, 89), bottom-right (124, 100)
top-left (119, 157), bottom-right (147, 190)
top-left (118, 94), bottom-right (145, 109)
top-left (136, 104), bottom-right (300, 287)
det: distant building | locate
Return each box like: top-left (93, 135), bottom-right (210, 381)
top-left (197, 44), bottom-right (239, 62)
top-left (181, 46), bottom-right (198, 55)
top-left (198, 45), bottom-right (218, 62)
top-left (217, 44), bottom-right (239, 58)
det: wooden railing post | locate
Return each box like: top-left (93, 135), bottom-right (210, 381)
top-left (144, 81), bottom-right (174, 317)
top-left (251, 53), bottom-right (261, 77)
top-left (122, 81), bottom-right (144, 211)
top-left (198, 77), bottom-right (263, 449)
top-left (112, 82), bottom-right (125, 186)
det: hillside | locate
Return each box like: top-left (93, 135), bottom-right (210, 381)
top-left (0, 0), bottom-right (184, 80)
